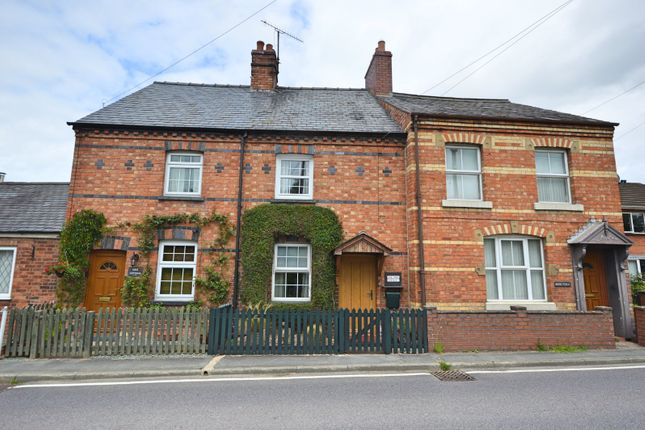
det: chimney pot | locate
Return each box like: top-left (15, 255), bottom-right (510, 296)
top-left (0, 172), bottom-right (5, 183)
top-left (256, 40), bottom-right (265, 51)
top-left (266, 43), bottom-right (274, 51)
top-left (377, 40), bottom-right (385, 52)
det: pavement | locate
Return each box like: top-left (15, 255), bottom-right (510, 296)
top-left (1, 342), bottom-right (644, 384)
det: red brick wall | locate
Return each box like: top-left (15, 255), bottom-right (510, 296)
top-left (0, 237), bottom-right (59, 308)
top-left (427, 307), bottom-right (615, 351)
top-left (634, 306), bottom-right (645, 346)
top-left (67, 128), bottom-right (409, 307)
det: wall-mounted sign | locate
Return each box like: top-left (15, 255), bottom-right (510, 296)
top-left (554, 281), bottom-right (571, 288)
top-left (384, 272), bottom-right (402, 288)
top-left (128, 266), bottom-right (143, 277)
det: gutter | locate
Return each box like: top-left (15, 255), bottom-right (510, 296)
top-left (412, 116), bottom-right (427, 306)
top-left (232, 131), bottom-right (248, 309)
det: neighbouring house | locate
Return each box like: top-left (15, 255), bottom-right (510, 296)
top-left (0, 178), bottom-right (68, 307)
top-left (620, 181), bottom-right (645, 278)
top-left (63, 40), bottom-right (634, 344)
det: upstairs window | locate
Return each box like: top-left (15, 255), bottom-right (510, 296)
top-left (445, 145), bottom-right (482, 200)
top-left (275, 155), bottom-right (313, 200)
top-left (484, 237), bottom-right (546, 301)
top-left (156, 242), bottom-right (197, 301)
top-left (0, 247), bottom-right (17, 300)
top-left (164, 153), bottom-right (203, 196)
top-left (272, 244), bottom-right (311, 302)
top-left (535, 150), bottom-right (570, 203)
top-left (623, 212), bottom-right (645, 233)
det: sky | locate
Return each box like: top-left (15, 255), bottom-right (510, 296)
top-left (1, 0), bottom-right (644, 183)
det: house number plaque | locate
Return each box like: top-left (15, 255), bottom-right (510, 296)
top-left (554, 281), bottom-right (571, 288)
top-left (127, 267), bottom-right (143, 277)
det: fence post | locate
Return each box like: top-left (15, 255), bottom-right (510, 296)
top-left (83, 311), bottom-right (95, 358)
top-left (382, 309), bottom-right (392, 354)
top-left (208, 307), bottom-right (218, 355)
top-left (29, 310), bottom-right (41, 359)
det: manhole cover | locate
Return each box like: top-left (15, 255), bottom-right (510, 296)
top-left (431, 370), bottom-right (476, 382)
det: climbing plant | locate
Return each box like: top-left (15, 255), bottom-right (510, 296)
top-left (119, 211), bottom-right (234, 307)
top-left (240, 204), bottom-right (343, 309)
top-left (52, 209), bottom-right (107, 306)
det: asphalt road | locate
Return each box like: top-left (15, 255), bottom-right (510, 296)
top-left (1, 366), bottom-right (644, 429)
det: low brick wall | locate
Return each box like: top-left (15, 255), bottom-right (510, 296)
top-left (635, 306), bottom-right (645, 347)
top-left (427, 306), bottom-right (615, 352)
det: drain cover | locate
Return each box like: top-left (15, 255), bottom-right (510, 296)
top-left (431, 370), bottom-right (476, 382)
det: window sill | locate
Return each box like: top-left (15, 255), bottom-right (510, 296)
top-left (486, 301), bottom-right (556, 311)
top-left (534, 202), bottom-right (584, 212)
top-left (153, 298), bottom-right (195, 305)
top-left (271, 299), bottom-right (312, 303)
top-left (158, 196), bottom-right (205, 202)
top-left (442, 199), bottom-right (493, 209)
top-left (271, 199), bottom-right (316, 205)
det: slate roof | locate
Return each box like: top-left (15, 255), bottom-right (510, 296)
top-left (619, 182), bottom-right (645, 210)
top-left (0, 183), bottom-right (69, 234)
top-left (71, 82), bottom-right (405, 134)
top-left (381, 93), bottom-right (617, 127)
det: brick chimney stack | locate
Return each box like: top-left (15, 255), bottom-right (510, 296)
top-left (251, 40), bottom-right (278, 90)
top-left (364, 40), bottom-right (392, 96)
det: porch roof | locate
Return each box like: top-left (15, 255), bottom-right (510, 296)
top-left (334, 232), bottom-right (392, 256)
top-left (567, 220), bottom-right (632, 246)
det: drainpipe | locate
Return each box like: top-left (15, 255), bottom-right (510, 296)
top-left (413, 116), bottom-right (427, 306)
top-left (232, 131), bottom-right (248, 309)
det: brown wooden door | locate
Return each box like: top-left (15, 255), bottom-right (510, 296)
top-left (582, 249), bottom-right (609, 310)
top-left (338, 255), bottom-right (377, 310)
top-left (84, 251), bottom-right (126, 311)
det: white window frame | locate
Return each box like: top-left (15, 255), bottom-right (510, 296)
top-left (271, 243), bottom-right (312, 302)
top-left (623, 212), bottom-right (645, 234)
top-left (163, 152), bottom-right (203, 197)
top-left (155, 241), bottom-right (198, 302)
top-left (0, 246), bottom-right (17, 300)
top-left (535, 149), bottom-right (571, 203)
top-left (484, 236), bottom-right (547, 302)
top-left (274, 155), bottom-right (314, 200)
top-left (445, 145), bottom-right (483, 201)
top-left (627, 257), bottom-right (645, 277)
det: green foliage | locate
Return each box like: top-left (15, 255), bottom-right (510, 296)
top-left (438, 360), bottom-right (452, 371)
top-left (536, 339), bottom-right (547, 352)
top-left (54, 210), bottom-right (107, 306)
top-left (195, 265), bottom-right (230, 306)
top-left (433, 342), bottom-right (445, 354)
top-left (630, 274), bottom-right (645, 304)
top-left (536, 342), bottom-right (588, 353)
top-left (121, 268), bottom-right (152, 308)
top-left (119, 210), bottom-right (233, 307)
top-left (240, 204), bottom-right (343, 309)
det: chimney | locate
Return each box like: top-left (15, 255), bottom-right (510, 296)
top-left (0, 172), bottom-right (5, 183)
top-left (365, 40), bottom-right (392, 96)
top-left (251, 40), bottom-right (278, 90)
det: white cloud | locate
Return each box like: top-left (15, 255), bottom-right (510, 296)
top-left (1, 0), bottom-right (644, 182)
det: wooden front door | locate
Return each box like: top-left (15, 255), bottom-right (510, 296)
top-left (84, 251), bottom-right (126, 311)
top-left (582, 249), bottom-right (609, 310)
top-left (338, 255), bottom-right (377, 310)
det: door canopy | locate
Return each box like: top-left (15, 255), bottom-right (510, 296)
top-left (334, 232), bottom-right (392, 256)
top-left (567, 220), bottom-right (632, 246)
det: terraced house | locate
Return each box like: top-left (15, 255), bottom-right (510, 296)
top-left (64, 40), bottom-right (635, 344)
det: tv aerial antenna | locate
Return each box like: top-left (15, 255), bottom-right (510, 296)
top-left (261, 20), bottom-right (303, 65)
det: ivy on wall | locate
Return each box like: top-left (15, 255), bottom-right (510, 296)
top-left (120, 211), bottom-right (234, 308)
top-left (240, 204), bottom-right (343, 309)
top-left (51, 210), bottom-right (107, 306)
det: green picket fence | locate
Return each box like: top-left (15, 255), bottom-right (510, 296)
top-left (4, 307), bottom-right (209, 358)
top-left (208, 307), bottom-right (428, 355)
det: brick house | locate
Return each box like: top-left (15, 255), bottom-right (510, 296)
top-left (0, 179), bottom-right (68, 307)
top-left (65, 40), bottom-right (634, 340)
top-left (620, 181), bottom-right (645, 278)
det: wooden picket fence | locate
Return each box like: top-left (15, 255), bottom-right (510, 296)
top-left (3, 307), bottom-right (209, 358)
top-left (208, 307), bottom-right (428, 355)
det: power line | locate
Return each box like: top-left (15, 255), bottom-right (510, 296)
top-left (616, 118), bottom-right (645, 141)
top-left (422, 0), bottom-right (574, 96)
top-left (583, 79), bottom-right (645, 114)
top-left (102, 0), bottom-right (277, 106)
top-left (440, 0), bottom-right (573, 96)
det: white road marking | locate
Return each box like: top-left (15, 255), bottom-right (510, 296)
top-left (13, 372), bottom-right (431, 389)
top-left (468, 364), bottom-right (645, 374)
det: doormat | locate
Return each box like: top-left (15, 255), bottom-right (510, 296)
top-left (431, 370), bottom-right (476, 382)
